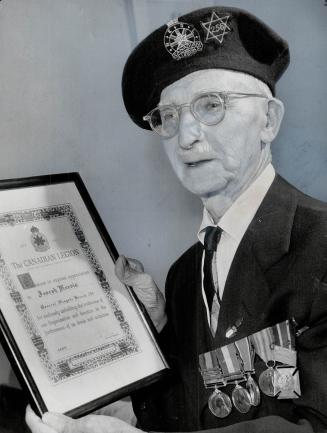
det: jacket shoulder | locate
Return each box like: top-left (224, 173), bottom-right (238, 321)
top-left (296, 190), bottom-right (327, 220)
top-left (292, 184), bottom-right (327, 236)
top-left (275, 175), bottom-right (327, 233)
top-left (278, 174), bottom-right (327, 211)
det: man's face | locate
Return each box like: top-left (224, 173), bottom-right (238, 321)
top-left (159, 69), bottom-right (270, 199)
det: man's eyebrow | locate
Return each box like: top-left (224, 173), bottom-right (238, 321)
top-left (158, 99), bottom-right (176, 107)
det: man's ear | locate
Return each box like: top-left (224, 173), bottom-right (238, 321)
top-left (261, 98), bottom-right (284, 144)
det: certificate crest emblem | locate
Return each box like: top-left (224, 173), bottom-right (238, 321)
top-left (30, 226), bottom-right (50, 252)
top-left (164, 18), bottom-right (203, 60)
top-left (200, 12), bottom-right (231, 44)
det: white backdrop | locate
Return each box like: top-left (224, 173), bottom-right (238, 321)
top-left (0, 0), bottom-right (326, 385)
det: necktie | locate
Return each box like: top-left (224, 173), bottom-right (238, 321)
top-left (203, 226), bottom-right (222, 337)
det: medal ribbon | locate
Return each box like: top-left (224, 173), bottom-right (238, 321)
top-left (271, 320), bottom-right (295, 349)
top-left (235, 337), bottom-right (253, 371)
top-left (199, 337), bottom-right (254, 388)
top-left (251, 320), bottom-right (297, 365)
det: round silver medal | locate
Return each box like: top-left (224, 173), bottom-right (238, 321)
top-left (208, 389), bottom-right (232, 418)
top-left (259, 362), bottom-right (277, 397)
top-left (246, 376), bottom-right (261, 406)
top-left (231, 384), bottom-right (252, 413)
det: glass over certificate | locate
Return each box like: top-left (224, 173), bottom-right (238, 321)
top-left (0, 173), bottom-right (168, 417)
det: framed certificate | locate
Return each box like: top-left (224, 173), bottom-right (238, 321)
top-left (0, 173), bottom-right (168, 417)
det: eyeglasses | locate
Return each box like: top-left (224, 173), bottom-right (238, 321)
top-left (143, 91), bottom-right (268, 138)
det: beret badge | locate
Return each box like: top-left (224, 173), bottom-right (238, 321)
top-left (164, 18), bottom-right (203, 60)
top-left (200, 11), bottom-right (231, 44)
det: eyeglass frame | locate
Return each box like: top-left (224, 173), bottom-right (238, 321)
top-left (143, 90), bottom-right (270, 138)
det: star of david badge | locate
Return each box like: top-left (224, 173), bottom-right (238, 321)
top-left (200, 12), bottom-right (231, 44)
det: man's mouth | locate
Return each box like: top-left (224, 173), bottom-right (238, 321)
top-left (184, 159), bottom-right (213, 167)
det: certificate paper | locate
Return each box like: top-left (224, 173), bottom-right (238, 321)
top-left (0, 173), bottom-right (168, 417)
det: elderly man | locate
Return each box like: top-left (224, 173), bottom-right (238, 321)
top-left (26, 6), bottom-right (327, 433)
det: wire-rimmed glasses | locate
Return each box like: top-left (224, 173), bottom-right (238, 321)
top-left (143, 91), bottom-right (268, 138)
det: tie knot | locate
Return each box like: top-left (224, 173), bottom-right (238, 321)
top-left (204, 226), bottom-right (222, 252)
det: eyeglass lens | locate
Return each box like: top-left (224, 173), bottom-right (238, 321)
top-left (149, 93), bottom-right (225, 138)
top-left (193, 93), bottom-right (225, 125)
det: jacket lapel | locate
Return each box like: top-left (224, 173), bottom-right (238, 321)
top-left (216, 175), bottom-right (298, 345)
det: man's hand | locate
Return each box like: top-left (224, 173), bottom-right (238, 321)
top-left (25, 406), bottom-right (143, 433)
top-left (115, 255), bottom-right (167, 332)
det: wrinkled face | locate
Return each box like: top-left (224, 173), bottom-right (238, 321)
top-left (160, 69), bottom-right (270, 198)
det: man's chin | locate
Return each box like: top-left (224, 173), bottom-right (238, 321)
top-left (181, 179), bottom-right (231, 198)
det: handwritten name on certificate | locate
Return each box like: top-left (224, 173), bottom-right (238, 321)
top-left (0, 204), bottom-right (139, 383)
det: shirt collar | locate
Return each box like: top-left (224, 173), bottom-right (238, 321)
top-left (198, 164), bottom-right (276, 244)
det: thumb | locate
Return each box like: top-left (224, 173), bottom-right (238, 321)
top-left (25, 406), bottom-right (58, 433)
top-left (115, 255), bottom-right (129, 281)
top-left (42, 412), bottom-right (75, 433)
top-left (125, 257), bottom-right (144, 273)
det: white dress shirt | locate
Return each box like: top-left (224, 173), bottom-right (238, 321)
top-left (197, 164), bottom-right (276, 325)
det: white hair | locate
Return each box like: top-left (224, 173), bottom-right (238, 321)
top-left (251, 75), bottom-right (273, 98)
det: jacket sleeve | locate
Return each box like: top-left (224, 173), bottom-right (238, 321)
top-left (148, 416), bottom-right (315, 433)
top-left (148, 416), bottom-right (316, 433)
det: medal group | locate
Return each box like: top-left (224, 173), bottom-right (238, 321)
top-left (199, 320), bottom-right (301, 418)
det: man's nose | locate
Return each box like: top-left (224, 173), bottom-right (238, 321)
top-left (178, 109), bottom-right (202, 150)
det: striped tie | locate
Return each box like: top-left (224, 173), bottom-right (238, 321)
top-left (203, 226), bottom-right (222, 337)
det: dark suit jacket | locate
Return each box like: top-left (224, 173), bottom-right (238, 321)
top-left (132, 175), bottom-right (327, 433)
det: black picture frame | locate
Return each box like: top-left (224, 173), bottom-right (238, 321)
top-left (0, 172), bottom-right (168, 418)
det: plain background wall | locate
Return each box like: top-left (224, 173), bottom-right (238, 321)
top-left (0, 0), bottom-right (326, 386)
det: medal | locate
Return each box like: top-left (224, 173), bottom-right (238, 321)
top-left (231, 382), bottom-right (251, 413)
top-left (252, 320), bottom-right (301, 400)
top-left (208, 387), bottom-right (232, 418)
top-left (275, 366), bottom-right (301, 399)
top-left (259, 361), bottom-right (277, 397)
top-left (251, 320), bottom-right (296, 366)
top-left (276, 368), bottom-right (294, 393)
top-left (246, 375), bottom-right (261, 406)
top-left (199, 336), bottom-right (256, 418)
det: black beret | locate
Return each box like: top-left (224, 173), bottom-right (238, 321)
top-left (122, 6), bottom-right (290, 130)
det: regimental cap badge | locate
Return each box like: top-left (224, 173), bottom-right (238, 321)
top-left (200, 11), bottom-right (231, 44)
top-left (164, 18), bottom-right (203, 61)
